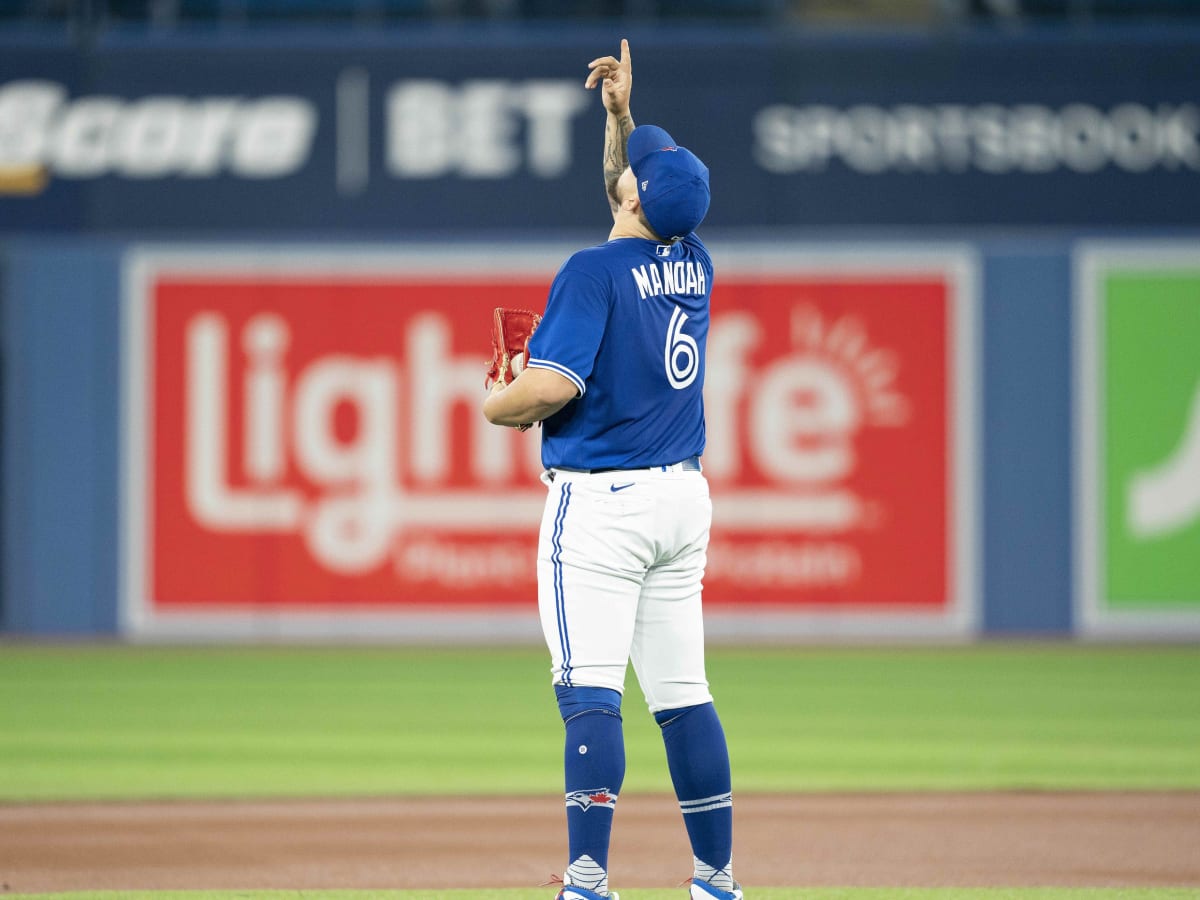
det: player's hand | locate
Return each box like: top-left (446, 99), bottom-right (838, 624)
top-left (585, 39), bottom-right (631, 116)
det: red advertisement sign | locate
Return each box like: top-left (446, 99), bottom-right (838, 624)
top-left (123, 248), bottom-right (972, 632)
top-left (702, 277), bottom-right (953, 609)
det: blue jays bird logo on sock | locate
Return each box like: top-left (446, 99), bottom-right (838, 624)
top-left (565, 789), bottom-right (619, 811)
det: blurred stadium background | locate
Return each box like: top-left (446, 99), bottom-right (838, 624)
top-left (1, 0), bottom-right (1199, 644)
top-left (5, 0), bottom-right (1200, 27)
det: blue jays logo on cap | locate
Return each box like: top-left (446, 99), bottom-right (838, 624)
top-left (628, 124), bottom-right (710, 241)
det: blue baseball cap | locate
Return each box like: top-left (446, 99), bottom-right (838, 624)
top-left (628, 124), bottom-right (710, 241)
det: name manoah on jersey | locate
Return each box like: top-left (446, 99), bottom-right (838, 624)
top-left (526, 234), bottom-right (713, 472)
top-left (630, 258), bottom-right (707, 300)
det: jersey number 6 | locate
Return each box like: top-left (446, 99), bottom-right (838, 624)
top-left (664, 305), bottom-right (700, 390)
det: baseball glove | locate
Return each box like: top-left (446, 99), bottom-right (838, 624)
top-left (485, 307), bottom-right (541, 390)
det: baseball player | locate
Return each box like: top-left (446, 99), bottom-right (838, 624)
top-left (482, 40), bottom-right (740, 900)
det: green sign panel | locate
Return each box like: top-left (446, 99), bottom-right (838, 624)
top-left (1100, 268), bottom-right (1200, 608)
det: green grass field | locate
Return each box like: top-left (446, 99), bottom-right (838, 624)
top-left (2, 643), bottom-right (1199, 801)
top-left (2, 643), bottom-right (1199, 900)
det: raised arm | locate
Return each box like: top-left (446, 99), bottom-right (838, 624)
top-left (585, 39), bottom-right (635, 220)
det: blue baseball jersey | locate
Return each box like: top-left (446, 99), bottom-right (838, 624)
top-left (527, 234), bottom-right (712, 470)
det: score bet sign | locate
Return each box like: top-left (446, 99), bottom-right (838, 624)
top-left (121, 245), bottom-right (977, 639)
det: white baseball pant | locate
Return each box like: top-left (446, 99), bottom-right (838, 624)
top-left (536, 464), bottom-right (714, 713)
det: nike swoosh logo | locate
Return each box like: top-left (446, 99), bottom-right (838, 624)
top-left (610, 482), bottom-right (635, 492)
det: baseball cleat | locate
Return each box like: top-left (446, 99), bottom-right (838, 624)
top-left (555, 887), bottom-right (619, 900)
top-left (549, 873), bottom-right (618, 900)
top-left (689, 878), bottom-right (743, 900)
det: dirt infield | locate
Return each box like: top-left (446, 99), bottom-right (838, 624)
top-left (2, 792), bottom-right (1199, 894)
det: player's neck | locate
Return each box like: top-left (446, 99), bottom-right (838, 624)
top-left (608, 220), bottom-right (659, 242)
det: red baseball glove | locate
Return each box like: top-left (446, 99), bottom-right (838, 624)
top-left (485, 307), bottom-right (541, 390)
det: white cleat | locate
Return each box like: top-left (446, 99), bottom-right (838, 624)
top-left (690, 878), bottom-right (743, 900)
top-left (553, 875), bottom-right (618, 900)
top-left (556, 888), bottom-right (619, 900)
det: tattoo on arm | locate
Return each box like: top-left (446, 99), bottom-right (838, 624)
top-left (603, 112), bottom-right (635, 216)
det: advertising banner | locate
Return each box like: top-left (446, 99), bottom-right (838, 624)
top-left (121, 243), bottom-right (976, 639)
top-left (5, 30), bottom-right (1200, 232)
top-left (1076, 244), bottom-right (1200, 637)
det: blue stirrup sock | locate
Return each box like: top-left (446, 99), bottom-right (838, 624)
top-left (655, 702), bottom-right (735, 892)
top-left (556, 685), bottom-right (625, 895)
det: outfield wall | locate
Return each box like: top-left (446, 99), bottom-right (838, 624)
top-left (5, 234), bottom-right (1198, 640)
top-left (2, 25), bottom-right (1199, 640)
